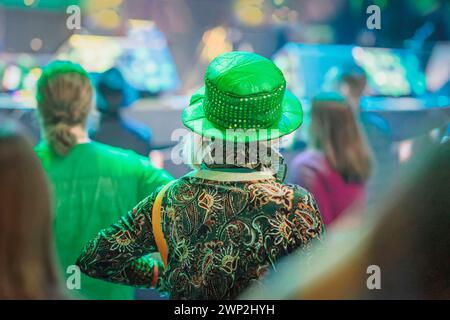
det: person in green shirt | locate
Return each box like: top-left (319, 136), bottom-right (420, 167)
top-left (34, 61), bottom-right (173, 300)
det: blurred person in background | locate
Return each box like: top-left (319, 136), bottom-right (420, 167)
top-left (34, 61), bottom-right (173, 300)
top-left (288, 93), bottom-right (372, 227)
top-left (244, 142), bottom-right (449, 299)
top-left (0, 120), bottom-right (62, 299)
top-left (76, 52), bottom-right (324, 299)
top-left (323, 65), bottom-right (392, 206)
top-left (323, 65), bottom-right (392, 152)
top-left (90, 67), bottom-right (153, 156)
top-left (323, 65), bottom-right (368, 112)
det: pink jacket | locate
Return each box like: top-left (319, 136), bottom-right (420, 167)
top-left (289, 150), bottom-right (366, 226)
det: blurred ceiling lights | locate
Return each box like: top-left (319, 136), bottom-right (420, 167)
top-left (86, 0), bottom-right (123, 30)
top-left (24, 0), bottom-right (36, 7)
top-left (234, 0), bottom-right (265, 26)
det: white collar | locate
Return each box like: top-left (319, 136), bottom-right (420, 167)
top-left (186, 169), bottom-right (275, 182)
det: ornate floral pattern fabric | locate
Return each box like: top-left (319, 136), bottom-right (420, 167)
top-left (77, 174), bottom-right (324, 299)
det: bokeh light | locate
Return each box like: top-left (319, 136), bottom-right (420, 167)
top-left (201, 26), bottom-right (233, 62)
top-left (234, 0), bottom-right (265, 26)
top-left (30, 38), bottom-right (43, 52)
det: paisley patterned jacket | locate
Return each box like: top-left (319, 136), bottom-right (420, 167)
top-left (76, 169), bottom-right (325, 299)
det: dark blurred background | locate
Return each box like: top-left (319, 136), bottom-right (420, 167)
top-left (0, 0), bottom-right (449, 174)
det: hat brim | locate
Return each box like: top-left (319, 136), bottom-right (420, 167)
top-left (182, 87), bottom-right (303, 142)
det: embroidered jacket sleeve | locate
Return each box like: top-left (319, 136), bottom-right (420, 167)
top-left (76, 190), bottom-right (164, 289)
top-left (292, 184), bottom-right (325, 248)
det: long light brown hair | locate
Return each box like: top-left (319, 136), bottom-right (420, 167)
top-left (36, 61), bottom-right (93, 156)
top-left (309, 93), bottom-right (372, 183)
top-left (0, 121), bottom-right (61, 299)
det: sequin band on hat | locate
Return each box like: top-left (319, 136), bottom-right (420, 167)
top-left (203, 78), bottom-right (285, 130)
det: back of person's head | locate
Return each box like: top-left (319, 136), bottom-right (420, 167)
top-left (0, 120), bottom-right (61, 299)
top-left (338, 65), bottom-right (367, 98)
top-left (309, 92), bottom-right (372, 183)
top-left (36, 60), bottom-right (93, 156)
top-left (96, 67), bottom-right (137, 113)
top-left (180, 132), bottom-right (283, 176)
top-left (323, 65), bottom-right (367, 108)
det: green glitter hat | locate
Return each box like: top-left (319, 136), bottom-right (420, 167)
top-left (182, 51), bottom-right (303, 142)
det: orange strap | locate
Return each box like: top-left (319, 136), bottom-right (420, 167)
top-left (151, 181), bottom-right (175, 269)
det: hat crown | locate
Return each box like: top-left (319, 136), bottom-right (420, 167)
top-left (203, 52), bottom-right (286, 130)
top-left (206, 51), bottom-right (285, 96)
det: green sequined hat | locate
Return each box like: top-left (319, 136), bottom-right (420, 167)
top-left (182, 51), bottom-right (303, 142)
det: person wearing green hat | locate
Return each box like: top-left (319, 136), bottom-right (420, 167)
top-left (77, 52), bottom-right (324, 299)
